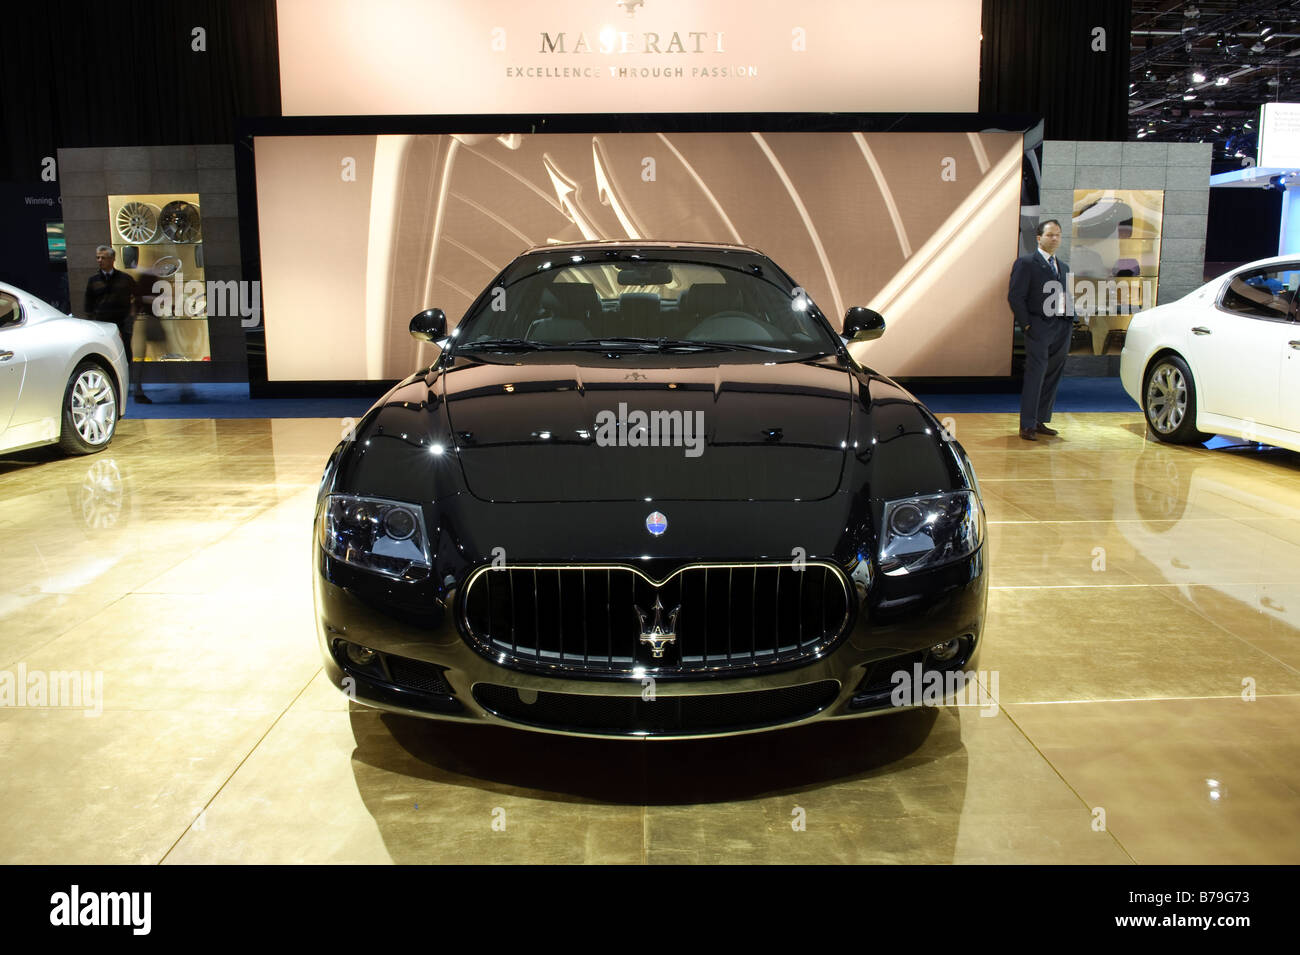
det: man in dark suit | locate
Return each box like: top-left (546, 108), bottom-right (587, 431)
top-left (85, 245), bottom-right (151, 403)
top-left (1008, 219), bottom-right (1069, 440)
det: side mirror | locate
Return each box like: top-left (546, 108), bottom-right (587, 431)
top-left (843, 307), bottom-right (885, 342)
top-left (409, 308), bottom-right (447, 342)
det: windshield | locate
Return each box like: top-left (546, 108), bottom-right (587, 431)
top-left (452, 253), bottom-right (842, 356)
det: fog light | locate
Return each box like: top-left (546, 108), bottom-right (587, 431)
top-left (345, 643), bottom-right (377, 667)
top-left (929, 638), bottom-right (961, 663)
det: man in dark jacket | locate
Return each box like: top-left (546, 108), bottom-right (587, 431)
top-left (85, 245), bottom-right (151, 403)
top-left (1008, 220), bottom-right (1069, 440)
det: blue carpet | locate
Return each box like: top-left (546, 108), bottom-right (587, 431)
top-left (124, 378), bottom-right (1141, 419)
top-left (124, 384), bottom-right (376, 419)
top-left (914, 377), bottom-right (1139, 414)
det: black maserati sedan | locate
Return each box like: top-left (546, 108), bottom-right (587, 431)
top-left (314, 241), bottom-right (988, 738)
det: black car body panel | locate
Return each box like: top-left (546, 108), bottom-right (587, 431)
top-left (445, 356), bottom-right (852, 502)
top-left (314, 242), bottom-right (988, 738)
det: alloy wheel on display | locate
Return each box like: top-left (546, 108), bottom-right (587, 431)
top-left (1145, 363), bottom-right (1187, 434)
top-left (159, 201), bottom-right (201, 243)
top-left (70, 369), bottom-right (117, 445)
top-left (115, 202), bottom-right (158, 244)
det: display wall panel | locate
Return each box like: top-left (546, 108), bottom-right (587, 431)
top-left (107, 193), bottom-right (211, 363)
top-left (1069, 188), bottom-right (1164, 355)
top-left (253, 127), bottom-right (1024, 381)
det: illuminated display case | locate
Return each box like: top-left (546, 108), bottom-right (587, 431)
top-left (107, 193), bottom-right (211, 363)
top-left (1069, 188), bottom-right (1164, 355)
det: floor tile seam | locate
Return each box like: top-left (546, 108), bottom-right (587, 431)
top-left (0, 591), bottom-right (135, 672)
top-left (989, 557), bottom-right (1149, 588)
top-left (1144, 585), bottom-right (1300, 681)
top-left (990, 699), bottom-right (1140, 865)
top-left (116, 483), bottom-right (319, 495)
top-left (1156, 508), bottom-right (1300, 541)
top-left (980, 477), bottom-right (1153, 483)
top-left (128, 497), bottom-right (297, 594)
top-left (155, 666), bottom-right (325, 865)
top-left (1000, 693), bottom-right (1300, 706)
top-left (985, 517), bottom-right (1267, 525)
top-left (990, 583), bottom-right (1214, 590)
top-left (0, 705), bottom-right (313, 715)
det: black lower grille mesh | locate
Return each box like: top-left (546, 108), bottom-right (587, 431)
top-left (386, 656), bottom-right (454, 696)
top-left (473, 680), bottom-right (840, 735)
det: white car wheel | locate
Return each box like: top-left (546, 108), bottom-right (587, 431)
top-left (59, 362), bottom-right (119, 454)
top-left (1143, 355), bottom-right (1211, 445)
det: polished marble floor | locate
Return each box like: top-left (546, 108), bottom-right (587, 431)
top-left (1, 412), bottom-right (1298, 864)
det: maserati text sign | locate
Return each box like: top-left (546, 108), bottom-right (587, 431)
top-left (277, 0), bottom-right (980, 115)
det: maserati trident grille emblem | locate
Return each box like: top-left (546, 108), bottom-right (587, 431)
top-left (634, 595), bottom-right (680, 658)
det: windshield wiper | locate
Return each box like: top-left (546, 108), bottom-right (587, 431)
top-left (694, 341), bottom-right (798, 353)
top-left (457, 338), bottom-right (552, 351)
top-left (565, 337), bottom-right (724, 352)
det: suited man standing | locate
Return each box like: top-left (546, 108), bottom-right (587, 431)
top-left (1008, 219), bottom-right (1069, 440)
top-left (85, 245), bottom-right (151, 403)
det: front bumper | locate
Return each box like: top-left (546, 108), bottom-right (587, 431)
top-left (314, 547), bottom-right (989, 739)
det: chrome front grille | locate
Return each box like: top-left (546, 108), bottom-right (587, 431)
top-left (461, 563), bottom-right (851, 675)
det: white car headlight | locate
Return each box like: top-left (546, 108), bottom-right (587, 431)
top-left (879, 490), bottom-right (984, 576)
top-left (320, 494), bottom-right (432, 580)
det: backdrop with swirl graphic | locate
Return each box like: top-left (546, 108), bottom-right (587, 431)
top-left (255, 130), bottom-right (1023, 380)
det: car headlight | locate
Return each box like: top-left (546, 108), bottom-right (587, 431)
top-left (879, 490), bottom-right (983, 576)
top-left (319, 494), bottom-right (432, 580)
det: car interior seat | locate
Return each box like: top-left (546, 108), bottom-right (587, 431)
top-left (528, 282), bottom-right (604, 342)
top-left (616, 293), bottom-right (661, 337)
top-left (675, 283), bottom-right (743, 338)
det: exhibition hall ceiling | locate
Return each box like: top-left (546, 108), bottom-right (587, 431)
top-left (1130, 0), bottom-right (1300, 158)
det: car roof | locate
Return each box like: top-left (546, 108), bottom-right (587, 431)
top-left (0, 281), bottom-right (42, 305)
top-left (521, 239), bottom-right (763, 256)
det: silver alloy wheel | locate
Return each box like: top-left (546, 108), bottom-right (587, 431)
top-left (1145, 361), bottom-right (1187, 434)
top-left (115, 201), bottom-right (158, 244)
top-left (70, 369), bottom-right (116, 445)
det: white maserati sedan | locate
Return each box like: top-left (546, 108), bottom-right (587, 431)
top-left (0, 282), bottom-right (129, 455)
top-left (1120, 255), bottom-right (1300, 453)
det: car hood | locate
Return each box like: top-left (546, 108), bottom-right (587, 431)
top-left (439, 354), bottom-right (853, 503)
